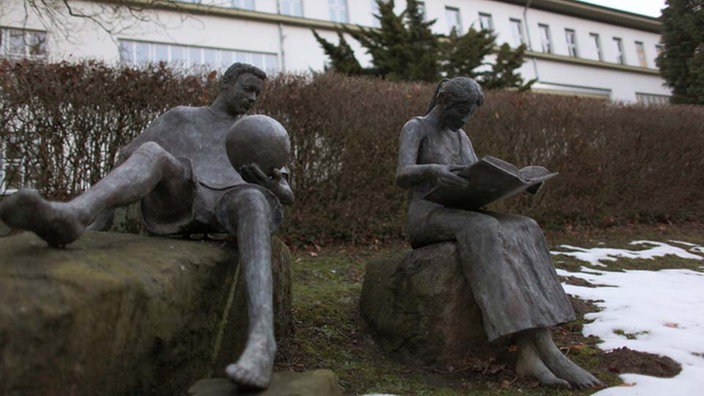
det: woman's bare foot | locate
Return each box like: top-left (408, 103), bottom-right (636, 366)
top-left (225, 332), bottom-right (276, 389)
top-left (516, 337), bottom-right (570, 388)
top-left (529, 328), bottom-right (604, 390)
top-left (0, 189), bottom-right (86, 248)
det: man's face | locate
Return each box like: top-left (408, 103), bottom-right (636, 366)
top-left (223, 72), bottom-right (264, 115)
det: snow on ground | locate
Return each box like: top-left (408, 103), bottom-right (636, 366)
top-left (552, 241), bottom-right (704, 395)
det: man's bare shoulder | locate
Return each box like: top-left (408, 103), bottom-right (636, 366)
top-left (158, 105), bottom-right (207, 121)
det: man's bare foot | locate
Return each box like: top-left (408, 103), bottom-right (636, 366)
top-left (516, 337), bottom-right (570, 388)
top-left (225, 332), bottom-right (276, 389)
top-left (529, 328), bottom-right (604, 390)
top-left (0, 189), bottom-right (86, 248)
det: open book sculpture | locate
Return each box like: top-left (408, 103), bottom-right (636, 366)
top-left (424, 156), bottom-right (557, 210)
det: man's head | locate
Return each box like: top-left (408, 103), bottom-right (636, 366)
top-left (221, 63), bottom-right (267, 90)
top-left (218, 63), bottom-right (267, 116)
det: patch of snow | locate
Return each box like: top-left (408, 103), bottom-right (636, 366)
top-left (553, 241), bottom-right (704, 395)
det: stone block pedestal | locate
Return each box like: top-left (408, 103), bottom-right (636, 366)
top-left (0, 231), bottom-right (291, 395)
top-left (360, 242), bottom-right (499, 367)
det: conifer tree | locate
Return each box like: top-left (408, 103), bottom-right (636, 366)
top-left (312, 31), bottom-right (364, 75)
top-left (482, 43), bottom-right (536, 91)
top-left (442, 27), bottom-right (495, 79)
top-left (656, 0), bottom-right (704, 104)
top-left (314, 0), bottom-right (532, 90)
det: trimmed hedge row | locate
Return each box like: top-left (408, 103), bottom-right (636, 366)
top-left (1, 60), bottom-right (703, 245)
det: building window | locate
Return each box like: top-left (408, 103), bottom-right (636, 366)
top-left (478, 12), bottom-right (494, 31)
top-left (329, 0), bottom-right (348, 23)
top-left (636, 93), bottom-right (669, 106)
top-left (635, 41), bottom-right (648, 67)
top-left (565, 28), bottom-right (578, 57)
top-left (0, 27), bottom-right (48, 59)
top-left (589, 33), bottom-right (602, 61)
top-left (613, 37), bottom-right (625, 64)
top-left (509, 18), bottom-right (524, 47)
top-left (280, 0), bottom-right (303, 17)
top-left (118, 40), bottom-right (279, 73)
top-left (231, 0), bottom-right (255, 10)
top-left (445, 7), bottom-right (462, 34)
top-left (655, 44), bottom-right (663, 56)
top-left (0, 137), bottom-right (25, 194)
top-left (538, 24), bottom-right (552, 54)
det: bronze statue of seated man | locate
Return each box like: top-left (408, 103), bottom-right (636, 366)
top-left (0, 63), bottom-right (292, 390)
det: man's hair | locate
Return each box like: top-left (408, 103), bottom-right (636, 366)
top-left (220, 63), bottom-right (267, 90)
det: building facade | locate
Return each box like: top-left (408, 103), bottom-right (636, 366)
top-left (1, 0), bottom-right (669, 102)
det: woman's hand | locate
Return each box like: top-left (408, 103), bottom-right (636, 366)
top-left (433, 164), bottom-right (469, 188)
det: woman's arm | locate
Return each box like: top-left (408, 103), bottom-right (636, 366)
top-left (395, 119), bottom-right (468, 190)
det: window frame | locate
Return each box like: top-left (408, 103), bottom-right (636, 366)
top-left (635, 41), bottom-right (648, 67)
top-left (538, 23), bottom-right (552, 54)
top-left (445, 6), bottom-right (463, 34)
top-left (589, 32), bottom-right (602, 61)
top-left (613, 37), bottom-right (625, 64)
top-left (478, 12), bottom-right (494, 31)
top-left (565, 28), bottom-right (578, 57)
top-left (509, 18), bottom-right (524, 47)
top-left (328, 0), bottom-right (349, 23)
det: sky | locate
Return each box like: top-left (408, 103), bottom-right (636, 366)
top-left (552, 240), bottom-right (704, 395)
top-left (577, 0), bottom-right (667, 18)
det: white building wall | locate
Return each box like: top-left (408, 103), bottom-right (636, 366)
top-left (0, 0), bottom-right (670, 102)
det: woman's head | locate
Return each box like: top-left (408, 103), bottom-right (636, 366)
top-left (436, 77), bottom-right (484, 107)
top-left (427, 77), bottom-right (485, 130)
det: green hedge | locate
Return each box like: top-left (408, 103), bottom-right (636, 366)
top-left (2, 60), bottom-right (703, 245)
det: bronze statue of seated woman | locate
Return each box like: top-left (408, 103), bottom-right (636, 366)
top-left (394, 77), bottom-right (603, 389)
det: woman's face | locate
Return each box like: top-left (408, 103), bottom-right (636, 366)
top-left (440, 99), bottom-right (479, 131)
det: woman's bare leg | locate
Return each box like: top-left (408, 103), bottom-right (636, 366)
top-left (528, 328), bottom-right (603, 389)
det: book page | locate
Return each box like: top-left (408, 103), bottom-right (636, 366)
top-left (424, 156), bottom-right (557, 210)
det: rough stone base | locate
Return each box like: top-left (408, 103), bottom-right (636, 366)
top-left (360, 242), bottom-right (503, 367)
top-left (188, 370), bottom-right (343, 396)
top-left (0, 231), bottom-right (291, 396)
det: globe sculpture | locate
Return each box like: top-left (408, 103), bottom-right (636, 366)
top-left (226, 115), bottom-right (291, 175)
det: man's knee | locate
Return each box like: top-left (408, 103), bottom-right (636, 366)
top-left (227, 188), bottom-right (272, 217)
top-left (133, 141), bottom-right (169, 159)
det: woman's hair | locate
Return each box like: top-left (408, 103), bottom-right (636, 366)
top-left (425, 77), bottom-right (485, 115)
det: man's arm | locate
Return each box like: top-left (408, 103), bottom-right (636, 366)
top-left (239, 164), bottom-right (294, 205)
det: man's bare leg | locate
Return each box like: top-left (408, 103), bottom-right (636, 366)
top-left (528, 328), bottom-right (603, 390)
top-left (0, 142), bottom-right (188, 247)
top-left (223, 189), bottom-right (276, 389)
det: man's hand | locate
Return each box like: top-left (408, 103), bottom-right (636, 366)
top-left (239, 163), bottom-right (294, 205)
top-left (239, 163), bottom-right (277, 189)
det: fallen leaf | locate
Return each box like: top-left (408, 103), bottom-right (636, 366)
top-left (620, 382), bottom-right (637, 387)
top-left (664, 322), bottom-right (679, 328)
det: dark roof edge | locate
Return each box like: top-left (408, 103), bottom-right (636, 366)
top-left (496, 0), bottom-right (661, 33)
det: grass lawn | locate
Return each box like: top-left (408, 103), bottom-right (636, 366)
top-left (275, 223), bottom-right (704, 395)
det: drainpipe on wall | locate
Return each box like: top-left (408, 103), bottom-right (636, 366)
top-left (523, 0), bottom-right (540, 81)
top-left (276, 0), bottom-right (286, 72)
